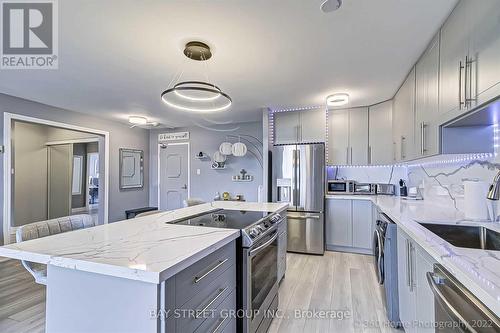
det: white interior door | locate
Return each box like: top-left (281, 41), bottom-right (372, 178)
top-left (48, 144), bottom-right (73, 219)
top-left (159, 143), bottom-right (189, 211)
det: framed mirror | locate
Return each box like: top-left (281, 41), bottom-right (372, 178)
top-left (119, 148), bottom-right (144, 189)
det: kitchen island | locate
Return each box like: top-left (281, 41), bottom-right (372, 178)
top-left (0, 201), bottom-right (288, 333)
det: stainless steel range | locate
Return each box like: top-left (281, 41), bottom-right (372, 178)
top-left (168, 209), bottom-right (284, 333)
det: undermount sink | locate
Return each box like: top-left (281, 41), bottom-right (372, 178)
top-left (418, 223), bottom-right (500, 251)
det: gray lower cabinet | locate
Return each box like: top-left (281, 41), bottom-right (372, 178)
top-left (397, 227), bottom-right (436, 333)
top-left (277, 218), bottom-right (287, 282)
top-left (326, 199), bottom-right (373, 254)
top-left (164, 241), bottom-right (237, 333)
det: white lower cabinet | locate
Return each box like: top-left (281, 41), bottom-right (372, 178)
top-left (397, 227), bottom-right (436, 333)
top-left (326, 199), bottom-right (373, 254)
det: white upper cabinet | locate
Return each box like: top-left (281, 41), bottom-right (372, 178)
top-left (468, 0), bottom-right (500, 106)
top-left (440, 0), bottom-right (500, 118)
top-left (415, 33), bottom-right (440, 157)
top-left (300, 108), bottom-right (326, 143)
top-left (327, 109), bottom-right (349, 165)
top-left (327, 107), bottom-right (368, 165)
top-left (273, 108), bottom-right (325, 145)
top-left (393, 67), bottom-right (416, 162)
top-left (439, 0), bottom-right (469, 116)
top-left (369, 101), bottom-right (393, 164)
top-left (273, 111), bottom-right (300, 145)
top-left (349, 107), bottom-right (369, 165)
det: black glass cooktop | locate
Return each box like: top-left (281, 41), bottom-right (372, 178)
top-left (170, 209), bottom-right (272, 229)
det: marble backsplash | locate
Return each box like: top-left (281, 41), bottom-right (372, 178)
top-left (327, 165), bottom-right (407, 185)
top-left (328, 154), bottom-right (500, 218)
top-left (407, 157), bottom-right (500, 216)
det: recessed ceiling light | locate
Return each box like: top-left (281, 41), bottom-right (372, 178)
top-left (128, 116), bottom-right (148, 125)
top-left (320, 0), bottom-right (342, 13)
top-left (326, 93), bottom-right (349, 107)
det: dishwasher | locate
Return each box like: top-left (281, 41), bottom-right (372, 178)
top-left (427, 264), bottom-right (500, 332)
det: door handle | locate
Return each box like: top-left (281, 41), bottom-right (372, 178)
top-left (181, 184), bottom-right (187, 190)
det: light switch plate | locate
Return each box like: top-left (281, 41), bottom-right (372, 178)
top-left (196, 168), bottom-right (201, 175)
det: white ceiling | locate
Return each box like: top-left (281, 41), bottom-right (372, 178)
top-left (0, 0), bottom-right (457, 128)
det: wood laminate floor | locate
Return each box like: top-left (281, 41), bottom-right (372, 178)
top-left (0, 257), bottom-right (45, 333)
top-left (0, 252), bottom-right (400, 333)
top-left (269, 251), bottom-right (401, 333)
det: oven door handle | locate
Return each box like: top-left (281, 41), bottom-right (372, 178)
top-left (426, 272), bottom-right (478, 333)
top-left (249, 232), bottom-right (278, 257)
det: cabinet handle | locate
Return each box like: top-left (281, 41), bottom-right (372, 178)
top-left (465, 56), bottom-right (476, 107)
top-left (350, 147), bottom-right (353, 164)
top-left (194, 259), bottom-right (228, 284)
top-left (459, 60), bottom-right (465, 109)
top-left (368, 146), bottom-right (372, 165)
top-left (420, 122), bottom-right (427, 156)
top-left (409, 243), bottom-right (414, 292)
top-left (406, 239), bottom-right (411, 288)
top-left (400, 136), bottom-right (406, 160)
top-left (346, 147), bottom-right (349, 165)
top-left (196, 287), bottom-right (228, 318)
top-left (393, 142), bottom-right (396, 161)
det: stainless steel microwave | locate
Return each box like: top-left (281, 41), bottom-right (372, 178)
top-left (327, 180), bottom-right (355, 194)
top-left (354, 183), bottom-right (376, 195)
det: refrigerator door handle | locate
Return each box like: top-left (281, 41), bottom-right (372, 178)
top-left (292, 148), bottom-right (298, 208)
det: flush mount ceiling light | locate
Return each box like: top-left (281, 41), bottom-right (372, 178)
top-left (320, 0), bottom-right (342, 13)
top-left (128, 116), bottom-right (159, 128)
top-left (161, 41), bottom-right (232, 113)
top-left (326, 93), bottom-right (349, 107)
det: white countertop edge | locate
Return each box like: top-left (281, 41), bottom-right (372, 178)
top-left (0, 228), bottom-right (240, 284)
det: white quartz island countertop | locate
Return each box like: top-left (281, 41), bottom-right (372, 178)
top-left (327, 194), bottom-right (500, 315)
top-left (0, 201), bottom-right (288, 284)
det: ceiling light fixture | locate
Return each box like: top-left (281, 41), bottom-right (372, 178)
top-left (320, 0), bottom-right (342, 13)
top-left (326, 93), bottom-right (349, 107)
top-left (128, 116), bottom-right (148, 125)
top-left (161, 41), bottom-right (232, 113)
top-left (128, 116), bottom-right (159, 128)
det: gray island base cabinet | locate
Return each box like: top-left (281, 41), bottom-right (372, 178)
top-left (45, 241), bottom-right (237, 333)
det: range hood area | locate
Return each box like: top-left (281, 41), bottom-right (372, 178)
top-left (441, 97), bottom-right (500, 155)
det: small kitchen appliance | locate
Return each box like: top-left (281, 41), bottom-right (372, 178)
top-left (327, 179), bottom-right (356, 195)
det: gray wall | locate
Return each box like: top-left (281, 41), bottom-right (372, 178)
top-left (149, 122), bottom-right (263, 206)
top-left (0, 93), bottom-right (150, 245)
top-left (13, 121), bottom-right (49, 227)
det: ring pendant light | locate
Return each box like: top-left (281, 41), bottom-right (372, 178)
top-left (161, 41), bottom-right (232, 113)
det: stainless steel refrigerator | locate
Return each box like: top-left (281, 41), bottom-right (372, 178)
top-left (272, 143), bottom-right (325, 255)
